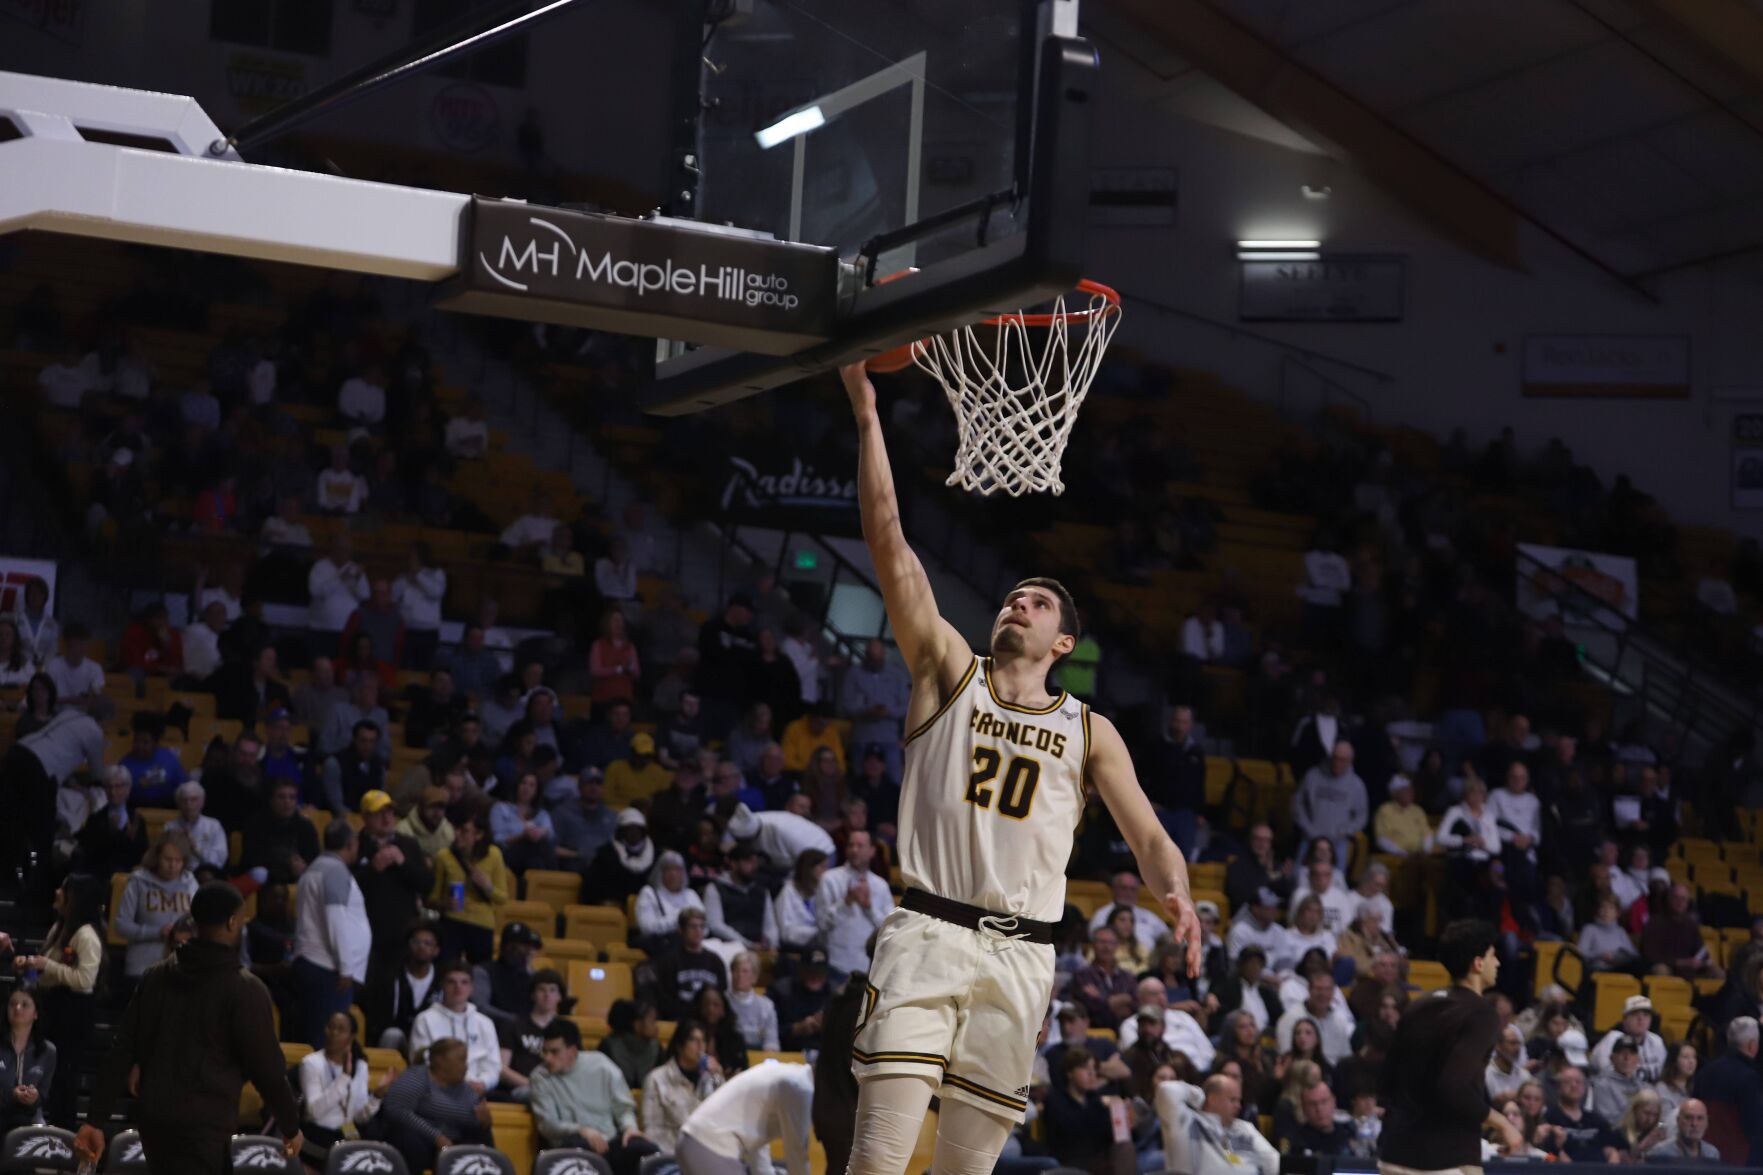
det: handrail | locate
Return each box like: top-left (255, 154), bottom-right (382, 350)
top-left (1513, 546), bottom-right (1763, 742)
top-left (1116, 288), bottom-right (1399, 386)
top-left (713, 469), bottom-right (883, 664)
top-left (1279, 353), bottom-right (1374, 422)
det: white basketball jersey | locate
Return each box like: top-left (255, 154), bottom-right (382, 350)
top-left (897, 656), bottom-right (1089, 924)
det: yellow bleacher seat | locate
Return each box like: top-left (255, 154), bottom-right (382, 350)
top-left (497, 899), bottom-right (558, 937)
top-left (280, 1042), bottom-right (312, 1067)
top-left (565, 960), bottom-right (634, 1019)
top-left (603, 943), bottom-right (647, 965)
top-left (1658, 1006), bottom-right (1697, 1044)
top-left (749, 1050), bottom-right (808, 1068)
top-left (488, 1103), bottom-right (539, 1174)
top-left (363, 1047), bottom-right (406, 1089)
top-left (1204, 757), bottom-right (1234, 806)
top-left (536, 938), bottom-right (598, 964)
top-left (141, 808), bottom-right (177, 842)
top-left (350, 1004), bottom-right (367, 1044)
top-left (523, 869), bottom-right (582, 917)
top-left (1531, 941), bottom-right (1583, 999)
top-left (564, 903), bottom-right (629, 945)
top-left (1406, 960), bottom-right (1449, 993)
top-left (1592, 972), bottom-right (1643, 1032)
top-left (303, 807), bottom-right (332, 838)
top-left (1645, 975), bottom-right (1694, 1012)
top-left (1694, 977), bottom-right (1724, 998)
top-left (1189, 862), bottom-right (1226, 892)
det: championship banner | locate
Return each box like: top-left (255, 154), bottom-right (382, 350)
top-left (1515, 543), bottom-right (1638, 628)
top-left (0, 556), bottom-right (57, 614)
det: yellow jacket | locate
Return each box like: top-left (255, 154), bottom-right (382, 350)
top-left (780, 717), bottom-right (846, 775)
top-left (431, 844), bottom-right (509, 930)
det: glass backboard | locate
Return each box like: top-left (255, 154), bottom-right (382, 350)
top-left (696, 0), bottom-right (1042, 274)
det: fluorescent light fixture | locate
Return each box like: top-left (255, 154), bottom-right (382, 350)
top-left (1237, 239), bottom-right (1321, 249)
top-left (1237, 251), bottom-right (1321, 261)
top-left (755, 105), bottom-right (826, 149)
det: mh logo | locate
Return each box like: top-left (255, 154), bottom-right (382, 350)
top-left (234, 1143), bottom-right (287, 1168)
top-left (15, 1135), bottom-right (72, 1160)
top-left (338, 1152), bottom-right (396, 1172)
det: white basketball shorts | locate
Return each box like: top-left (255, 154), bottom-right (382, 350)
top-left (850, 906), bottom-right (1056, 1123)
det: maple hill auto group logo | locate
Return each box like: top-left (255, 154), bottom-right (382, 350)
top-left (478, 215), bottom-right (801, 312)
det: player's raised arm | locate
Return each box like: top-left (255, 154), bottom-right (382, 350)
top-left (1086, 711), bottom-right (1203, 974)
top-left (840, 362), bottom-right (969, 685)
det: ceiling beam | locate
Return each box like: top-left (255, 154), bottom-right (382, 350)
top-left (1103, 0), bottom-right (1526, 267)
top-left (1100, 0), bottom-right (1658, 301)
top-left (1644, 0), bottom-right (1763, 94)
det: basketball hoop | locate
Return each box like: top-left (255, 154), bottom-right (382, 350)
top-left (869, 279), bottom-right (1121, 496)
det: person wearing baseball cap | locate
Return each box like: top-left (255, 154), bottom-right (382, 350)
top-left (473, 921), bottom-right (544, 1029)
top-left (772, 949), bottom-right (834, 1053)
top-left (1588, 994), bottom-right (1665, 1080)
top-left (353, 788), bottom-right (434, 991)
top-left (606, 730), bottom-right (673, 810)
top-left (395, 784), bottom-right (456, 861)
top-left (1225, 887), bottom-right (1287, 967)
top-left (1373, 774), bottom-right (1433, 858)
top-left (1591, 1036), bottom-right (1649, 1118)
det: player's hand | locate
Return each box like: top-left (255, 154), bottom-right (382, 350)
top-left (75, 1125), bottom-right (106, 1165)
top-left (282, 1131), bottom-right (304, 1159)
top-left (1165, 891), bottom-right (1204, 977)
top-left (839, 362), bottom-right (877, 416)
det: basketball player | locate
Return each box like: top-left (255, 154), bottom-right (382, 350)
top-left (837, 362), bottom-right (1202, 1175)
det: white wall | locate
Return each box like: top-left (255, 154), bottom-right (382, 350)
top-left (1085, 44), bottom-right (1763, 537)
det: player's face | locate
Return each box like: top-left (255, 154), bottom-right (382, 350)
top-left (990, 586), bottom-right (1071, 662)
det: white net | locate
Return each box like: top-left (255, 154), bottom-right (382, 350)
top-left (911, 282), bottom-right (1120, 497)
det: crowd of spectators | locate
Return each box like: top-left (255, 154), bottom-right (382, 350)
top-left (10, 249), bottom-right (1763, 1173)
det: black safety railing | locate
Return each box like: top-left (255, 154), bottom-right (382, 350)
top-left (1513, 545), bottom-right (1763, 753)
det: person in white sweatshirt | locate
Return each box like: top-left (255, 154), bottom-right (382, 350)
top-left (166, 781), bottom-right (229, 876)
top-left (409, 961), bottom-right (502, 1093)
top-left (1487, 760), bottom-right (1542, 898)
top-left (392, 545), bottom-right (447, 669)
top-left (1155, 1074), bottom-right (1280, 1175)
top-left (675, 1060), bottom-right (814, 1175)
top-left (635, 852), bottom-right (707, 949)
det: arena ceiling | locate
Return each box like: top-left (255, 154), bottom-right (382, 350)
top-left (1096, 0), bottom-right (1763, 291)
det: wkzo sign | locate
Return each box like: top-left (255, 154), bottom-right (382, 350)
top-left (439, 197), bottom-right (840, 354)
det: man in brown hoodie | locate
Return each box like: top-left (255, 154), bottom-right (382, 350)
top-left (76, 881), bottom-right (301, 1174)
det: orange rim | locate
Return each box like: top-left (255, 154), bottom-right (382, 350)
top-left (865, 278), bottom-right (1118, 372)
top-left (984, 279), bottom-right (1120, 327)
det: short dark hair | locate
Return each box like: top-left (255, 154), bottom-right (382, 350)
top-left (438, 960), bottom-right (474, 983)
top-left (323, 819), bottom-right (356, 852)
top-left (542, 1018), bottom-right (582, 1049)
top-left (1060, 1047), bottom-right (1096, 1080)
top-left (531, 968), bottom-right (565, 994)
top-left (190, 881), bottom-right (245, 928)
top-left (1437, 919), bottom-right (1498, 980)
top-left (352, 719), bottom-right (380, 739)
top-left (1011, 577), bottom-right (1081, 641)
